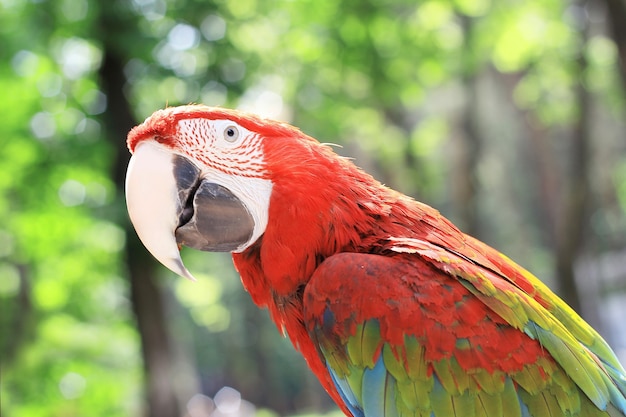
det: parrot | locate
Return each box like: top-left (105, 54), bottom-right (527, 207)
top-left (125, 104), bottom-right (626, 417)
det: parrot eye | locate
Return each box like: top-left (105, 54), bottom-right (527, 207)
top-left (223, 125), bottom-right (240, 143)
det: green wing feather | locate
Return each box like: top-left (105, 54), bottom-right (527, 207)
top-left (390, 237), bottom-right (626, 415)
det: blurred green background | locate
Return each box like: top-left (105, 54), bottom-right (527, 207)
top-left (2, 0), bottom-right (626, 416)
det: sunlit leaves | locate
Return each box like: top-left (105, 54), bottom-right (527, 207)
top-left (282, 10), bottom-right (335, 64)
top-left (200, 14), bottom-right (227, 41)
top-left (415, 1), bottom-right (455, 31)
top-left (514, 63), bottom-right (577, 125)
top-left (586, 35), bottom-right (616, 67)
top-left (51, 36), bottom-right (102, 80)
top-left (175, 273), bottom-right (231, 333)
top-left (614, 162), bottom-right (626, 214)
top-left (6, 312), bottom-right (141, 416)
top-left (585, 35), bottom-right (623, 110)
top-left (410, 117), bottom-right (448, 158)
top-left (154, 23), bottom-right (209, 77)
top-left (454, 0), bottom-right (491, 16)
top-left (57, 0), bottom-right (89, 22)
top-left (340, 16), bottom-right (368, 46)
top-left (224, 0), bottom-right (258, 20)
top-left (0, 263), bottom-right (20, 297)
top-left (230, 17), bottom-right (282, 53)
top-left (0, 3), bottom-right (139, 417)
top-left (494, 21), bottom-right (540, 72)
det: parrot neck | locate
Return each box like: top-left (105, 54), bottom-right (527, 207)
top-left (231, 145), bottom-right (395, 410)
top-left (231, 136), bottom-right (459, 412)
top-left (233, 137), bottom-right (433, 329)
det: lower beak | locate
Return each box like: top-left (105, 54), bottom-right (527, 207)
top-left (125, 141), bottom-right (254, 280)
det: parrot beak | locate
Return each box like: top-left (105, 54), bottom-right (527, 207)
top-left (125, 141), bottom-right (254, 280)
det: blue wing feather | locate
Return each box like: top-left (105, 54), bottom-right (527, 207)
top-left (362, 356), bottom-right (399, 417)
top-left (327, 365), bottom-right (364, 417)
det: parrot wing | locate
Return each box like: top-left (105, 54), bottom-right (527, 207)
top-left (303, 238), bottom-right (626, 417)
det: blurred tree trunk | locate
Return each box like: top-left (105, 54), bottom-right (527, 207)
top-left (454, 14), bottom-right (481, 237)
top-left (553, 2), bottom-right (592, 315)
top-left (1, 264), bottom-right (32, 365)
top-left (520, 106), bottom-right (560, 249)
top-left (507, 14), bottom-right (591, 314)
top-left (99, 46), bottom-right (181, 417)
top-left (497, 45), bottom-right (591, 315)
top-left (602, 0), bottom-right (626, 91)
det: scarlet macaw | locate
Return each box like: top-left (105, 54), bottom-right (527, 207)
top-left (125, 105), bottom-right (626, 417)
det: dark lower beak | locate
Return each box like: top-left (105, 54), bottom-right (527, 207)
top-left (174, 174), bottom-right (254, 251)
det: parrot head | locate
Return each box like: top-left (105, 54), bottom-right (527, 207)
top-left (125, 105), bottom-right (283, 279)
top-left (125, 104), bottom-right (348, 282)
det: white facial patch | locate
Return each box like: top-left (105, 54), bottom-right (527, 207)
top-left (177, 118), bottom-right (273, 251)
top-left (202, 169), bottom-right (272, 252)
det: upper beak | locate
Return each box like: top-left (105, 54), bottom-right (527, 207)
top-left (125, 141), bottom-right (254, 280)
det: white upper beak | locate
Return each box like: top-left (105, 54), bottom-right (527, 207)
top-left (125, 142), bottom-right (196, 280)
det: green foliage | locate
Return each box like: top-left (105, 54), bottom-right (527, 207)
top-left (0, 1), bottom-right (140, 416)
top-left (2, 0), bottom-right (625, 415)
